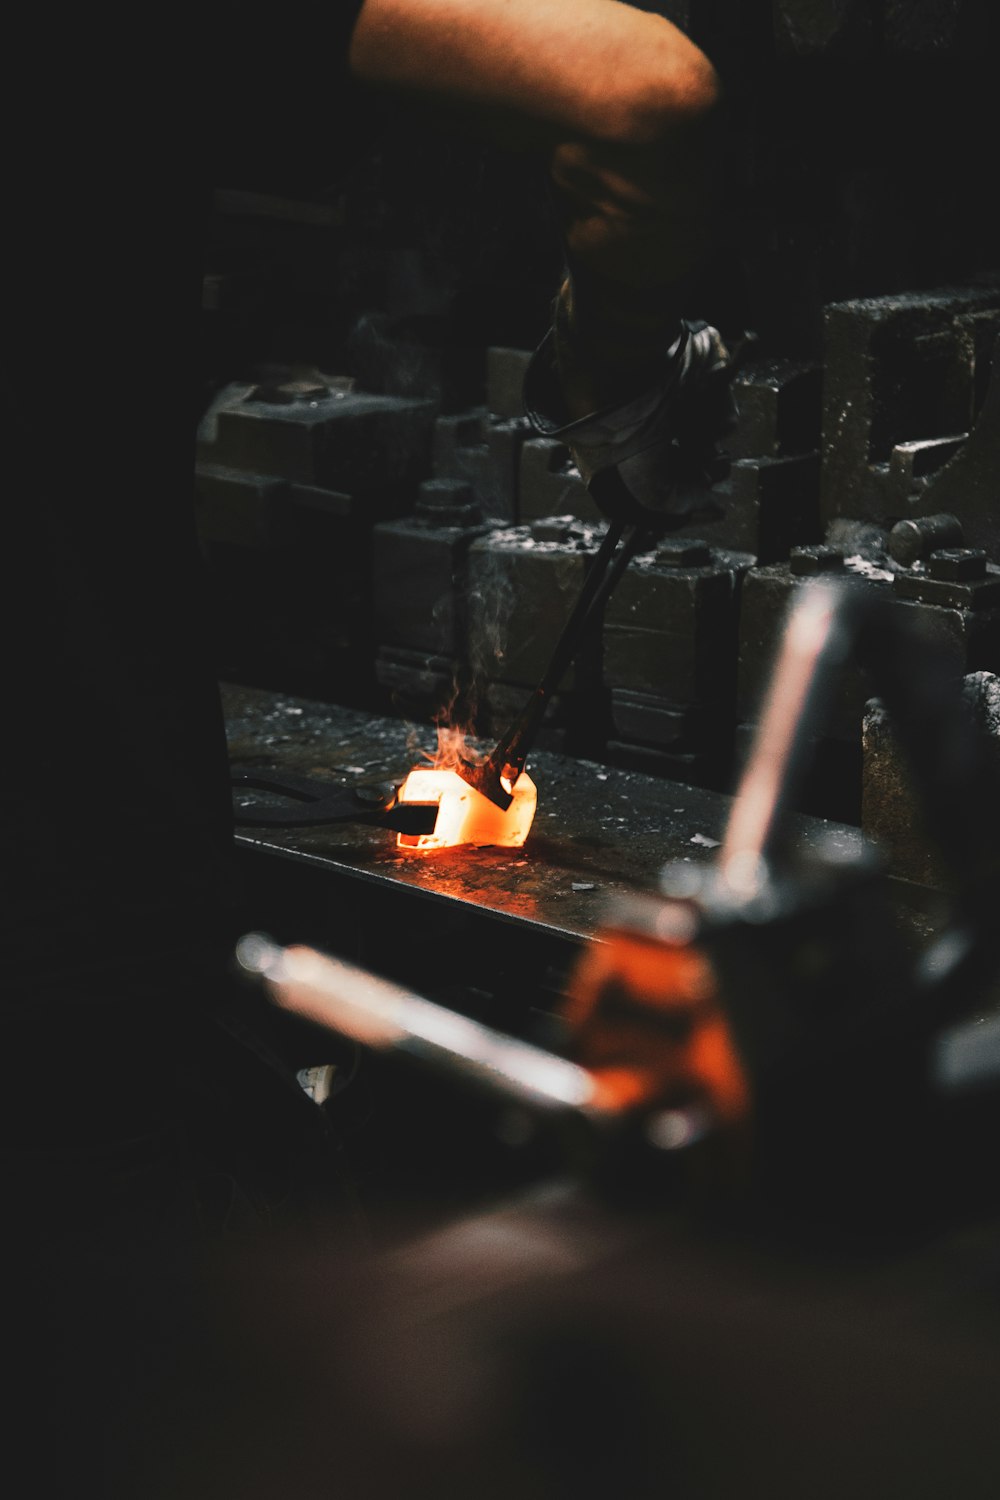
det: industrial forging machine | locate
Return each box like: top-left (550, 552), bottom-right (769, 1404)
top-left (239, 576), bottom-right (1000, 1228)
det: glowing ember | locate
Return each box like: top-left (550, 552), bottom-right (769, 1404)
top-left (395, 766), bottom-right (537, 851)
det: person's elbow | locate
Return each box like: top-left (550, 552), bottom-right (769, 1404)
top-left (600, 48), bottom-right (721, 149)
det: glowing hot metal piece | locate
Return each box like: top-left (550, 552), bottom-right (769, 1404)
top-left (395, 765), bottom-right (537, 851)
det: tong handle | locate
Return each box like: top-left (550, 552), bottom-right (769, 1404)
top-left (491, 517), bottom-right (649, 787)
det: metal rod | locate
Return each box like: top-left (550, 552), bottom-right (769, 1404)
top-left (236, 934), bottom-right (601, 1113)
top-left (458, 517), bottom-right (646, 809)
top-left (716, 576), bottom-right (1000, 1011)
top-left (718, 580), bottom-right (853, 894)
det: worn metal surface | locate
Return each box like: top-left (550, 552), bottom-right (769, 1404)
top-left (820, 285), bottom-right (1000, 527)
top-left (918, 332), bottom-right (1000, 558)
top-left (223, 682), bottom-right (862, 945)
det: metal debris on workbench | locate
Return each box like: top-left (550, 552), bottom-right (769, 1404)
top-left (223, 683), bottom-right (862, 943)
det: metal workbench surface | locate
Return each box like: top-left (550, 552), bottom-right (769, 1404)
top-left (223, 683), bottom-right (863, 945)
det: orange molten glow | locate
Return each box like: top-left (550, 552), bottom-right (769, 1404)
top-left (395, 766), bottom-right (537, 851)
top-left (565, 930), bottom-right (751, 1125)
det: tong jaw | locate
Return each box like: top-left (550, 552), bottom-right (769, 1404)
top-left (455, 750), bottom-right (516, 812)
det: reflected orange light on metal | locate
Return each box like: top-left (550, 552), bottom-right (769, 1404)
top-left (564, 928), bottom-right (751, 1126)
top-left (395, 766), bottom-right (537, 851)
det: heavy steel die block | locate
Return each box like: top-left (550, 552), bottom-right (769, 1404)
top-left (375, 645), bottom-right (462, 723)
top-left (605, 691), bottom-right (736, 788)
top-left (198, 381), bottom-right (437, 495)
top-left (604, 734), bottom-right (728, 788)
top-left (372, 480), bottom-right (488, 659)
top-left (600, 539), bottom-right (751, 785)
top-left (863, 671), bottom-right (1000, 890)
top-left (431, 406), bottom-right (529, 523)
top-left (686, 356), bottom-right (824, 564)
top-left (603, 539), bottom-right (754, 709)
top-left (518, 437), bottom-right (602, 527)
top-left (465, 518), bottom-right (608, 697)
top-left (728, 358), bottom-right (823, 460)
top-left (702, 452), bottom-right (821, 564)
top-left (821, 283), bottom-right (1000, 529)
top-left (432, 410), bottom-right (485, 475)
top-left (484, 417), bottom-right (531, 522)
top-left (486, 346), bottom-right (532, 422)
top-left (890, 556), bottom-right (1000, 675)
top-left (914, 331), bottom-right (1000, 560)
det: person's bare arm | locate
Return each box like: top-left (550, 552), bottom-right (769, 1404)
top-left (349, 0), bottom-right (723, 415)
top-left (348, 0), bottom-right (717, 147)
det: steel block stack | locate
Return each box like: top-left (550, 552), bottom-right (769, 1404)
top-left (372, 480), bottom-right (489, 723)
top-left (701, 358), bottom-right (823, 564)
top-left (196, 372), bottom-right (436, 701)
top-left (731, 281), bottom-right (1000, 822)
top-left (465, 516), bottom-right (610, 756)
top-left (603, 538), bottom-right (754, 786)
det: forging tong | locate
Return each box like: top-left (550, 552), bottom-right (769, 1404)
top-left (458, 497), bottom-right (652, 811)
top-left (231, 769), bottom-right (439, 835)
top-left (461, 332), bottom-right (761, 813)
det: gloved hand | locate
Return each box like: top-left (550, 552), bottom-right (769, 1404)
top-left (524, 317), bottom-right (744, 529)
